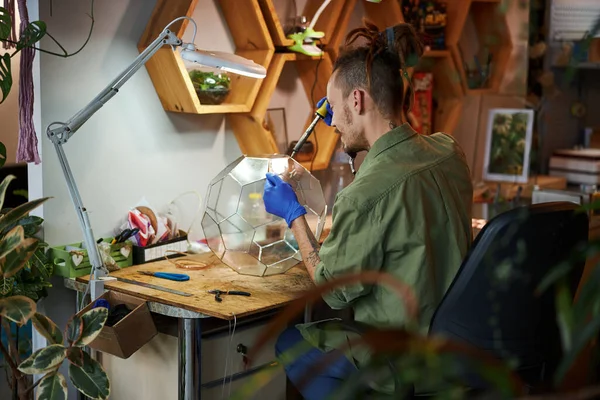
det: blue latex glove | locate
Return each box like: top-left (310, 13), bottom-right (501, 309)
top-left (263, 173), bottom-right (307, 227)
top-left (316, 96), bottom-right (333, 126)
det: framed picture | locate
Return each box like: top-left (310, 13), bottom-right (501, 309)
top-left (483, 108), bottom-right (535, 184)
top-left (265, 108), bottom-right (289, 155)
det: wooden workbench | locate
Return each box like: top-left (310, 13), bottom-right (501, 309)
top-left (77, 252), bottom-right (315, 321)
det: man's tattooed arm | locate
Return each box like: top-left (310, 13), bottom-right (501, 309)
top-left (290, 216), bottom-right (321, 282)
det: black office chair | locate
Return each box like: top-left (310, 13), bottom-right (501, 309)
top-left (428, 201), bottom-right (589, 394)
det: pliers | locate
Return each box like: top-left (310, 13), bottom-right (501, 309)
top-left (208, 289), bottom-right (251, 302)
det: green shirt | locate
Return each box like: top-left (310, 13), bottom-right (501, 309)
top-left (296, 124), bottom-right (473, 393)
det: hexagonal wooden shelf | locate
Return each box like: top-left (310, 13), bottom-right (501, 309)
top-left (327, 0), bottom-right (464, 135)
top-left (258, 0), bottom-right (349, 48)
top-left (138, 0), bottom-right (274, 114)
top-left (228, 52), bottom-right (338, 171)
top-left (447, 0), bottom-right (513, 94)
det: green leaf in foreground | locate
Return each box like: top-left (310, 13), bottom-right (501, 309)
top-left (75, 307), bottom-right (108, 346)
top-left (0, 53), bottom-right (12, 104)
top-left (31, 312), bottom-right (64, 345)
top-left (0, 295), bottom-right (35, 324)
top-left (69, 350), bottom-right (110, 400)
top-left (18, 344), bottom-right (67, 375)
top-left (36, 372), bottom-right (68, 400)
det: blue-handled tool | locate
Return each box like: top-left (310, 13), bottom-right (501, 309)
top-left (139, 271), bottom-right (190, 281)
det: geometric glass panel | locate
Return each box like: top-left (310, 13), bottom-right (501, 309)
top-left (201, 154), bottom-right (327, 276)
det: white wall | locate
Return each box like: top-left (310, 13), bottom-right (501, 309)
top-left (38, 0), bottom-right (242, 246)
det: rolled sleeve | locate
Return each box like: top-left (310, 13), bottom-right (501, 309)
top-left (314, 195), bottom-right (383, 309)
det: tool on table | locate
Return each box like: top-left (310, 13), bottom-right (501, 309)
top-left (208, 289), bottom-right (251, 302)
top-left (111, 228), bottom-right (140, 244)
top-left (290, 99), bottom-right (330, 159)
top-left (139, 271), bottom-right (190, 281)
top-left (101, 276), bottom-right (193, 297)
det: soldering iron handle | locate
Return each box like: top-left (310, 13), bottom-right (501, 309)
top-left (290, 100), bottom-right (330, 159)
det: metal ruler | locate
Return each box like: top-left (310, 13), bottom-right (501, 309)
top-left (111, 277), bottom-right (193, 297)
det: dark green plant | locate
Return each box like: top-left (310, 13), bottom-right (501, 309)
top-left (188, 70), bottom-right (230, 91)
top-left (0, 142), bottom-right (5, 168)
top-left (0, 173), bottom-right (110, 400)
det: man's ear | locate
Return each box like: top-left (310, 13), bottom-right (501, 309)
top-left (351, 89), bottom-right (365, 114)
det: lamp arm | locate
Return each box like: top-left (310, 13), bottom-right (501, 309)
top-left (47, 29), bottom-right (182, 144)
top-left (46, 28), bottom-right (182, 301)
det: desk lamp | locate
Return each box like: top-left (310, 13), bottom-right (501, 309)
top-left (46, 16), bottom-right (267, 301)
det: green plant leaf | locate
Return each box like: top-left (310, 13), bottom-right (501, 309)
top-left (67, 347), bottom-right (84, 367)
top-left (0, 175), bottom-right (16, 213)
top-left (554, 313), bottom-right (600, 384)
top-left (31, 313), bottom-right (64, 345)
top-left (75, 307), bottom-right (108, 347)
top-left (18, 344), bottom-right (66, 375)
top-left (0, 295), bottom-right (35, 324)
top-left (0, 276), bottom-right (14, 296)
top-left (36, 372), bottom-right (68, 400)
top-left (0, 197), bottom-right (50, 235)
top-left (1, 237), bottom-right (38, 278)
top-left (16, 21), bottom-right (46, 51)
top-left (65, 314), bottom-right (84, 345)
top-left (0, 142), bottom-right (5, 168)
top-left (0, 53), bottom-right (11, 104)
top-left (0, 225), bottom-right (24, 260)
top-left (555, 282), bottom-right (574, 353)
top-left (0, 7), bottom-right (11, 41)
top-left (69, 350), bottom-right (110, 400)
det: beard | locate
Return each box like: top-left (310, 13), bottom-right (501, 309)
top-left (339, 104), bottom-right (368, 154)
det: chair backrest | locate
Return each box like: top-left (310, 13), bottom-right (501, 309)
top-left (429, 201), bottom-right (589, 386)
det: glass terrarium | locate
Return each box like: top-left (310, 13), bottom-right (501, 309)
top-left (188, 69), bottom-right (230, 105)
top-left (201, 155), bottom-right (327, 277)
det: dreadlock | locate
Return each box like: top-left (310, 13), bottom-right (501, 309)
top-left (333, 20), bottom-right (424, 120)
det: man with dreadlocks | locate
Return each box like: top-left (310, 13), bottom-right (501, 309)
top-left (263, 20), bottom-right (473, 399)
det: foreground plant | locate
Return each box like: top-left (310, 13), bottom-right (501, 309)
top-left (0, 173), bottom-right (110, 399)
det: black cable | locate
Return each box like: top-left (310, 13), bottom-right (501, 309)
top-left (309, 45), bottom-right (324, 172)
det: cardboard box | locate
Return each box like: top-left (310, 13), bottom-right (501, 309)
top-left (77, 291), bottom-right (157, 359)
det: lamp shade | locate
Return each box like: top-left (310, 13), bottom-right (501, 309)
top-left (201, 155), bottom-right (327, 277)
top-left (180, 43), bottom-right (267, 79)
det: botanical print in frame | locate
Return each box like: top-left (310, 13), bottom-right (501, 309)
top-left (483, 108), bottom-right (534, 184)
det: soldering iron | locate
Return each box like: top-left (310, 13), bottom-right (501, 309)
top-left (290, 99), bottom-right (330, 159)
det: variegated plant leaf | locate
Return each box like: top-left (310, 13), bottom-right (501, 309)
top-left (65, 314), bottom-right (84, 345)
top-left (0, 295), bottom-right (35, 324)
top-left (18, 344), bottom-right (67, 375)
top-left (0, 225), bottom-right (24, 260)
top-left (36, 372), bottom-right (67, 400)
top-left (0, 276), bottom-right (14, 296)
top-left (0, 6), bottom-right (11, 41)
top-left (0, 175), bottom-right (16, 212)
top-left (31, 313), bottom-right (64, 345)
top-left (69, 350), bottom-right (110, 400)
top-left (16, 21), bottom-right (46, 51)
top-left (67, 347), bottom-right (84, 367)
top-left (0, 237), bottom-right (38, 278)
top-left (0, 197), bottom-right (49, 235)
top-left (0, 145), bottom-right (6, 171)
top-left (75, 307), bottom-right (108, 347)
top-left (0, 53), bottom-right (11, 104)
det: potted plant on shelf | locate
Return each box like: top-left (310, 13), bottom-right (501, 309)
top-left (188, 70), bottom-right (231, 105)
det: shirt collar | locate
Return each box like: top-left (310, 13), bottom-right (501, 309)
top-left (358, 123), bottom-right (417, 173)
